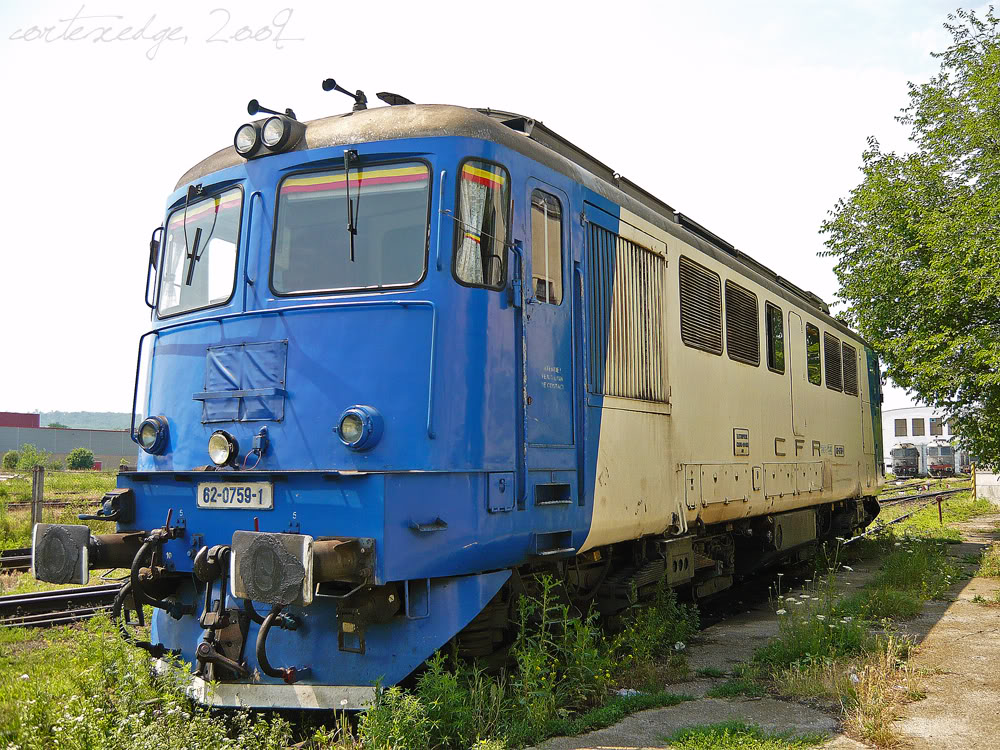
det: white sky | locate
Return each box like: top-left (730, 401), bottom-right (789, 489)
top-left (0, 0), bottom-right (968, 413)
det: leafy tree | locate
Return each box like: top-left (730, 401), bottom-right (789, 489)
top-left (822, 7), bottom-right (1000, 465)
top-left (66, 447), bottom-right (95, 470)
top-left (47, 422), bottom-right (69, 428)
top-left (2, 450), bottom-right (19, 471)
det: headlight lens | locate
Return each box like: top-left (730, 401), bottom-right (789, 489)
top-left (262, 116), bottom-right (288, 148)
top-left (337, 406), bottom-right (384, 451)
top-left (234, 123), bottom-right (259, 156)
top-left (136, 416), bottom-right (168, 455)
top-left (339, 414), bottom-right (364, 444)
top-left (208, 430), bottom-right (238, 466)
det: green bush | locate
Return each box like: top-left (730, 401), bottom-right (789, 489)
top-left (14, 444), bottom-right (51, 472)
top-left (66, 447), bottom-right (95, 470)
top-left (2, 450), bottom-right (19, 471)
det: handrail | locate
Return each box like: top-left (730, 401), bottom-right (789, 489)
top-left (129, 298), bottom-right (439, 442)
top-left (243, 191), bottom-right (264, 287)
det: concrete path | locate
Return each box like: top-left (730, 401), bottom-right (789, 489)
top-left (894, 515), bottom-right (1000, 750)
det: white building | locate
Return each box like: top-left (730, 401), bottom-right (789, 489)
top-left (881, 406), bottom-right (962, 475)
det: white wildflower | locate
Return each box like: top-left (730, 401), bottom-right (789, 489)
top-left (816, 614), bottom-right (826, 621)
top-left (20, 674), bottom-right (28, 680)
top-left (776, 609), bottom-right (787, 615)
top-left (674, 641), bottom-right (686, 651)
top-left (850, 673), bottom-right (860, 684)
top-left (842, 565), bottom-right (854, 572)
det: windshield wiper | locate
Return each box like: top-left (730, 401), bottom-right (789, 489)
top-left (344, 149), bottom-right (360, 262)
top-left (181, 184), bottom-right (221, 286)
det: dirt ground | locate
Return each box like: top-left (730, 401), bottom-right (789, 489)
top-left (533, 513), bottom-right (1000, 750)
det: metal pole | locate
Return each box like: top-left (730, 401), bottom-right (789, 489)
top-left (972, 463), bottom-right (977, 499)
top-left (937, 495), bottom-right (943, 526)
top-left (30, 465), bottom-right (44, 527)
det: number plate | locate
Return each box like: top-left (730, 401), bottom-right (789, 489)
top-left (197, 482), bottom-right (273, 510)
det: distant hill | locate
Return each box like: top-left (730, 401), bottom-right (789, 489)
top-left (40, 411), bottom-right (131, 431)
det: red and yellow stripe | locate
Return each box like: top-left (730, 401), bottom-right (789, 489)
top-left (280, 165), bottom-right (429, 196)
top-left (167, 193), bottom-right (241, 229)
top-left (461, 163), bottom-right (506, 190)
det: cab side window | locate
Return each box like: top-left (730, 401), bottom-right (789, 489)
top-left (806, 323), bottom-right (821, 385)
top-left (454, 160), bottom-right (510, 290)
top-left (530, 190), bottom-right (563, 304)
top-left (765, 302), bottom-right (784, 373)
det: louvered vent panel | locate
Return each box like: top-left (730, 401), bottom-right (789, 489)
top-left (679, 256), bottom-right (722, 355)
top-left (842, 342), bottom-right (858, 396)
top-left (725, 281), bottom-right (760, 365)
top-left (824, 332), bottom-right (843, 391)
top-left (586, 223), bottom-right (667, 401)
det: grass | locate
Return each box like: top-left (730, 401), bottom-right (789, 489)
top-left (975, 543), bottom-right (1000, 577)
top-left (0, 470), bottom-right (116, 551)
top-left (877, 490), bottom-right (994, 542)
top-left (663, 721), bottom-right (826, 749)
top-left (1, 573), bottom-right (699, 750)
top-left (731, 528), bottom-right (956, 748)
top-left (0, 617), bottom-right (292, 748)
top-left (704, 677), bottom-right (765, 698)
top-left (694, 666), bottom-right (726, 678)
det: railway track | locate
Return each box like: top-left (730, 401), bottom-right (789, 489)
top-left (4, 499), bottom-right (101, 511)
top-left (0, 547), bottom-right (31, 574)
top-left (879, 484), bottom-right (970, 507)
top-left (0, 583), bottom-right (120, 628)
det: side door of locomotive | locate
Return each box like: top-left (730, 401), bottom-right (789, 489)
top-left (523, 181), bottom-right (575, 450)
top-left (517, 178), bottom-right (582, 521)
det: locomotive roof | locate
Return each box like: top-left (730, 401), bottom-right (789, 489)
top-left (176, 104), bottom-right (862, 343)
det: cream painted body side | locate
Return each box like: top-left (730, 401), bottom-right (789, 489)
top-left (580, 206), bottom-right (881, 553)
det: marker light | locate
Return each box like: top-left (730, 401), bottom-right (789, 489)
top-left (208, 430), bottom-right (239, 466)
top-left (337, 406), bottom-right (383, 451)
top-left (234, 123), bottom-right (260, 157)
top-left (262, 116), bottom-right (290, 149)
top-left (137, 416), bottom-right (169, 455)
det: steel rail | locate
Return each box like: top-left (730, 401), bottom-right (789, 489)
top-left (878, 485), bottom-right (970, 507)
top-left (0, 584), bottom-right (121, 629)
top-left (0, 548), bottom-right (31, 573)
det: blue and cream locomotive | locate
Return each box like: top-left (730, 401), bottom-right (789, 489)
top-left (32, 82), bottom-right (883, 709)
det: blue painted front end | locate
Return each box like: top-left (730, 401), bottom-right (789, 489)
top-left (116, 132), bottom-right (621, 696)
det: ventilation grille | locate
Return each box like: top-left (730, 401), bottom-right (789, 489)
top-left (586, 223), bottom-right (667, 402)
top-left (824, 333), bottom-right (843, 391)
top-left (725, 281), bottom-right (759, 365)
top-left (842, 342), bottom-right (858, 396)
top-left (679, 256), bottom-right (722, 355)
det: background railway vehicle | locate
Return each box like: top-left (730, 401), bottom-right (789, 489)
top-left (926, 438), bottom-right (956, 477)
top-left (30, 82), bottom-right (884, 710)
top-left (891, 443), bottom-right (922, 478)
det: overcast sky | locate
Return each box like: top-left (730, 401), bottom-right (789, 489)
top-left (0, 0), bottom-right (971, 413)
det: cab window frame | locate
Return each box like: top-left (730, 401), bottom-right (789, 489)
top-left (156, 184), bottom-right (244, 320)
top-left (267, 157), bottom-right (433, 298)
top-left (765, 301), bottom-right (785, 374)
top-left (805, 322), bottom-right (822, 386)
top-left (452, 157), bottom-right (512, 292)
top-left (529, 188), bottom-right (564, 305)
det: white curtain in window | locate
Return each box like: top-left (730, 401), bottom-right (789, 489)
top-left (456, 177), bottom-right (488, 284)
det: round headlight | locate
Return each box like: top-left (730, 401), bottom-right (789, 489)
top-left (208, 430), bottom-right (238, 466)
top-left (337, 406), bottom-right (384, 451)
top-left (262, 116), bottom-right (289, 148)
top-left (340, 413), bottom-right (364, 444)
top-left (234, 123), bottom-right (259, 156)
top-left (136, 416), bottom-right (169, 455)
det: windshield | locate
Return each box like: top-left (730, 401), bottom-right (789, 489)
top-left (157, 188), bottom-right (242, 317)
top-left (271, 161), bottom-right (430, 294)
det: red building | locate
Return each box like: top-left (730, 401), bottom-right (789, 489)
top-left (0, 412), bottom-right (41, 428)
